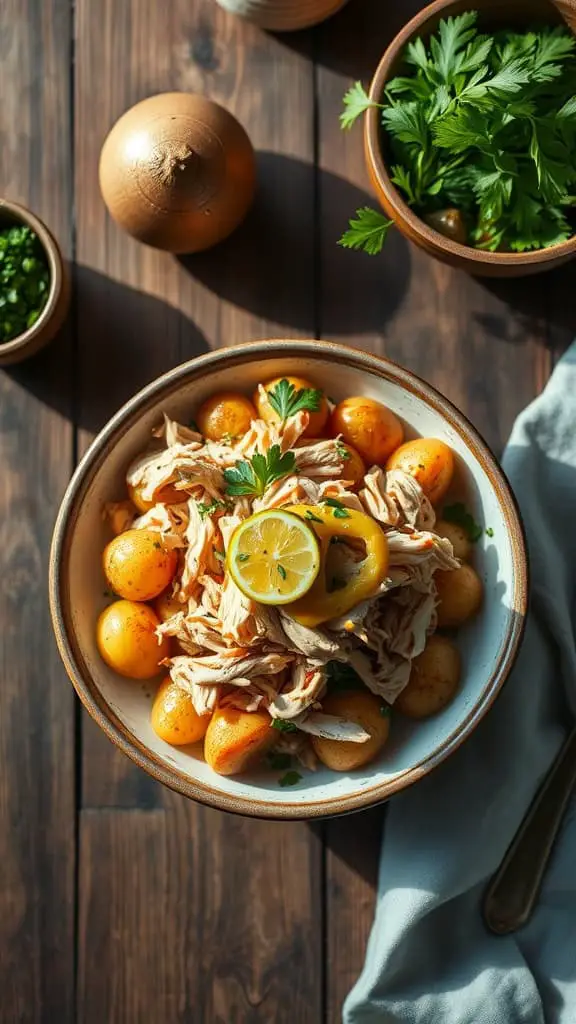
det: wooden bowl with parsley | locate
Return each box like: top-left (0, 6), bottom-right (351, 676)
top-left (0, 199), bottom-right (70, 364)
top-left (342, 0), bottom-right (576, 276)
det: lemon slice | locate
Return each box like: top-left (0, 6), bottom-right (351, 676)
top-left (227, 509), bottom-right (320, 605)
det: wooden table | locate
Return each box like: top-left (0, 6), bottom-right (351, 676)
top-left (0, 1), bottom-right (573, 1020)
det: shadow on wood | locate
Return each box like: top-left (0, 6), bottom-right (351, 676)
top-left (6, 267), bottom-right (209, 435)
top-left (179, 151), bottom-right (411, 336)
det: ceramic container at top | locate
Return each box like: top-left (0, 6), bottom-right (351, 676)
top-left (49, 340), bottom-right (528, 820)
top-left (365, 0), bottom-right (576, 277)
top-left (99, 92), bottom-right (256, 254)
top-left (214, 0), bottom-right (348, 31)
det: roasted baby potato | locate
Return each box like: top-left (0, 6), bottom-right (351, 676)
top-left (386, 437), bottom-right (454, 505)
top-left (311, 690), bottom-right (390, 772)
top-left (103, 529), bottom-right (178, 602)
top-left (254, 376), bottom-right (329, 437)
top-left (196, 391), bottom-right (256, 442)
top-left (330, 396), bottom-right (404, 466)
top-left (434, 519), bottom-right (472, 562)
top-left (436, 563), bottom-right (483, 627)
top-left (154, 587), bottom-right (184, 622)
top-left (128, 481), bottom-right (183, 514)
top-left (396, 635), bottom-right (460, 718)
top-left (151, 677), bottom-right (209, 745)
top-left (96, 600), bottom-right (170, 679)
top-left (204, 706), bottom-right (275, 776)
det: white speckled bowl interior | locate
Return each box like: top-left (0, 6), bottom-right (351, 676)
top-left (50, 340), bottom-right (527, 818)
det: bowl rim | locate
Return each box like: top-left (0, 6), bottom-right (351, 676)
top-left (49, 339), bottom-right (529, 819)
top-left (364, 0), bottom-right (576, 268)
top-left (0, 198), bottom-right (65, 354)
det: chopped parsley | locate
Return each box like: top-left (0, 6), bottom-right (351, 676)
top-left (0, 225), bottom-right (51, 343)
top-left (279, 770), bottom-right (303, 787)
top-left (237, 552), bottom-right (250, 563)
top-left (323, 497), bottom-right (350, 519)
top-left (277, 564), bottom-right (287, 580)
top-left (272, 719), bottom-right (298, 733)
top-left (443, 502), bottom-right (483, 543)
top-left (486, 527), bottom-right (494, 538)
top-left (335, 440), bottom-right (351, 460)
top-left (304, 509), bottom-right (324, 524)
top-left (197, 498), bottom-right (227, 520)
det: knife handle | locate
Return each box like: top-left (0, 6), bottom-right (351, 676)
top-left (483, 728), bottom-right (576, 935)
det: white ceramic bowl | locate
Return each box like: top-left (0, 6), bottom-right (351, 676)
top-left (50, 340), bottom-right (528, 819)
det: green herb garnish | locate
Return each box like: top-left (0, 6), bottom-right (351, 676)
top-left (443, 502), bottom-right (483, 542)
top-left (277, 564), bottom-right (287, 580)
top-left (237, 552), bottom-right (250, 562)
top-left (304, 509), bottom-right (324, 524)
top-left (197, 498), bottom-right (227, 520)
top-left (335, 440), bottom-right (351, 460)
top-left (272, 719), bottom-right (298, 733)
top-left (333, 507), bottom-right (350, 519)
top-left (0, 225), bottom-right (50, 342)
top-left (267, 752), bottom-right (292, 770)
top-left (326, 661), bottom-right (365, 694)
top-left (340, 16), bottom-right (576, 254)
top-left (486, 526), bottom-right (494, 538)
top-left (224, 445), bottom-right (295, 497)
top-left (279, 770), bottom-right (303, 787)
top-left (267, 378), bottom-right (322, 423)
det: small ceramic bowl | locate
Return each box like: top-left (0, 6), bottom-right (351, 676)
top-left (365, 0), bottom-right (576, 277)
top-left (0, 199), bottom-right (70, 364)
top-left (49, 340), bottom-right (528, 819)
top-left (213, 0), bottom-right (348, 31)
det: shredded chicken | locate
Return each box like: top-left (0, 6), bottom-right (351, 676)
top-left (115, 408), bottom-right (462, 755)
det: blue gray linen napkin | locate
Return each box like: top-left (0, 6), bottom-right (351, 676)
top-left (344, 343), bottom-right (576, 1024)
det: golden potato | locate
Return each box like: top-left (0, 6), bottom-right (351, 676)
top-left (336, 443), bottom-right (366, 489)
top-left (204, 706), bottom-right (274, 776)
top-left (396, 635), bottom-right (460, 718)
top-left (128, 481), bottom-right (183, 514)
top-left (434, 519), bottom-right (472, 562)
top-left (154, 587), bottom-right (184, 622)
top-left (311, 690), bottom-right (390, 772)
top-left (96, 600), bottom-right (170, 679)
top-left (151, 677), bottom-right (209, 745)
top-left (196, 391), bottom-right (256, 442)
top-left (330, 397), bottom-right (404, 466)
top-left (254, 376), bottom-right (329, 437)
top-left (436, 563), bottom-right (483, 627)
top-left (386, 438), bottom-right (454, 505)
top-left (103, 529), bottom-right (178, 602)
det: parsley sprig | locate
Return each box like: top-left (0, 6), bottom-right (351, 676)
top-left (340, 15), bottom-right (576, 254)
top-left (224, 445), bottom-right (295, 497)
top-left (267, 378), bottom-right (322, 423)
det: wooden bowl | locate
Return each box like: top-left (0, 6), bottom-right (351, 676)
top-left (49, 340), bottom-right (528, 819)
top-left (365, 0), bottom-right (576, 277)
top-left (0, 199), bottom-right (70, 364)
top-left (213, 0), bottom-right (348, 31)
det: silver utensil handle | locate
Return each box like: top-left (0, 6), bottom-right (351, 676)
top-left (483, 728), bottom-right (576, 935)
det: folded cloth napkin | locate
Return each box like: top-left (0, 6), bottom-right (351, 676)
top-left (344, 344), bottom-right (576, 1024)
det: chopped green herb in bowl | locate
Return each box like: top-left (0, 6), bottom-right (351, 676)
top-left (340, 6), bottom-right (576, 274)
top-left (0, 225), bottom-right (51, 342)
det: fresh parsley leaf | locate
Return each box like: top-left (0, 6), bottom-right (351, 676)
top-left (237, 552), bottom-right (250, 563)
top-left (323, 497), bottom-right (346, 509)
top-left (279, 770), bottom-right (303, 787)
top-left (335, 440), bottom-right (351, 460)
top-left (486, 527), bottom-right (494, 538)
top-left (267, 378), bottom-right (322, 422)
top-left (304, 509), bottom-right (324, 524)
top-left (340, 81), bottom-right (379, 129)
top-left (443, 502), bottom-right (483, 542)
top-left (339, 207), bottom-right (393, 255)
top-left (267, 752), bottom-right (292, 770)
top-left (224, 446), bottom-right (295, 497)
top-left (332, 507), bottom-right (350, 519)
top-left (272, 720), bottom-right (298, 733)
top-left (277, 564), bottom-right (287, 580)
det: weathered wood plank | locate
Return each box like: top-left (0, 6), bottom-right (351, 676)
top-left (75, 3), bottom-right (323, 1022)
top-left (0, 1), bottom-right (75, 1021)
